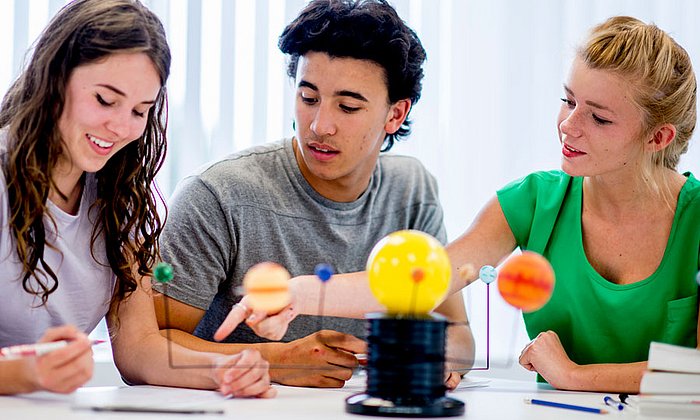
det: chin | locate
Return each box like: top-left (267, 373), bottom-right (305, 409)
top-left (560, 161), bottom-right (584, 177)
top-left (80, 159), bottom-right (111, 174)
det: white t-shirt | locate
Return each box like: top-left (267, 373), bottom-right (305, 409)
top-left (0, 140), bottom-right (114, 347)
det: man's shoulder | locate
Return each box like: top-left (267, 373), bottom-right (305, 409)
top-left (378, 153), bottom-right (433, 181)
top-left (193, 140), bottom-right (289, 187)
top-left (379, 153), bottom-right (426, 168)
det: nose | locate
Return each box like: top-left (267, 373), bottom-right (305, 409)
top-left (105, 110), bottom-right (132, 139)
top-left (558, 107), bottom-right (583, 138)
top-left (310, 103), bottom-right (337, 137)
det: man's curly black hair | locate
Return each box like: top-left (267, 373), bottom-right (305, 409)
top-left (279, 0), bottom-right (426, 151)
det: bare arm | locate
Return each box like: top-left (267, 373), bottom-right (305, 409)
top-left (302, 196), bottom-right (517, 314)
top-left (153, 294), bottom-right (365, 388)
top-left (434, 293), bottom-right (474, 372)
top-left (110, 276), bottom-right (275, 397)
top-left (219, 197), bottom-right (517, 339)
top-left (0, 359), bottom-right (35, 395)
top-left (519, 330), bottom-right (648, 393)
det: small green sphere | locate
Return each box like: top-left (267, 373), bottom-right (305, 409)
top-left (153, 262), bottom-right (174, 283)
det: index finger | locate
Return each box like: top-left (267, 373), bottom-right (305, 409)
top-left (214, 303), bottom-right (251, 342)
top-left (39, 325), bottom-right (83, 343)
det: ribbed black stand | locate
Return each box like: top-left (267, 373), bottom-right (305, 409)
top-left (345, 313), bottom-right (465, 417)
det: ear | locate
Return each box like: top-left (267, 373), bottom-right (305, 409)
top-left (646, 124), bottom-right (676, 152)
top-left (384, 99), bottom-right (412, 135)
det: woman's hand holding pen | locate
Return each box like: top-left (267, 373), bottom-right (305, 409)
top-left (30, 325), bottom-right (94, 393)
top-left (212, 349), bottom-right (276, 398)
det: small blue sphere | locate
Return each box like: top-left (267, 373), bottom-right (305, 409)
top-left (479, 265), bottom-right (497, 284)
top-left (314, 263), bottom-right (334, 282)
top-left (696, 270), bottom-right (700, 287)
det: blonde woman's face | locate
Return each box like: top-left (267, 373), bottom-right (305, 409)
top-left (557, 58), bottom-right (647, 178)
top-left (57, 52), bottom-right (161, 174)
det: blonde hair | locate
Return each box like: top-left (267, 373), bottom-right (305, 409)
top-left (578, 16), bottom-right (696, 198)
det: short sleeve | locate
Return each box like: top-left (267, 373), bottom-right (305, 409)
top-left (413, 172), bottom-right (447, 245)
top-left (497, 171), bottom-right (571, 253)
top-left (157, 176), bottom-right (234, 310)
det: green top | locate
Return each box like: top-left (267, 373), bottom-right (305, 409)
top-left (497, 170), bottom-right (699, 370)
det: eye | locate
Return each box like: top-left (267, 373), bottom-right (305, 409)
top-left (299, 93), bottom-right (317, 105)
top-left (95, 93), bottom-right (114, 106)
top-left (339, 104), bottom-right (361, 113)
top-left (560, 97), bottom-right (575, 108)
top-left (132, 109), bottom-right (146, 118)
top-left (592, 114), bottom-right (612, 125)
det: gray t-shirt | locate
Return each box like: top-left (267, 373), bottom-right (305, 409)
top-left (159, 139), bottom-right (446, 343)
top-left (0, 140), bottom-right (114, 347)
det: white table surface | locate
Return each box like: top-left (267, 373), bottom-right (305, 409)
top-left (0, 376), bottom-right (663, 420)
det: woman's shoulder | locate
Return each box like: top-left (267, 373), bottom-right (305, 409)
top-left (679, 172), bottom-right (700, 213)
top-left (499, 170), bottom-right (573, 195)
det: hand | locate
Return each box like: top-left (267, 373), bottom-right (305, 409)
top-left (214, 295), bottom-right (297, 342)
top-left (444, 371), bottom-right (462, 390)
top-left (518, 330), bottom-right (578, 389)
top-left (30, 325), bottom-right (94, 393)
top-left (213, 349), bottom-right (276, 398)
top-left (269, 330), bottom-right (366, 387)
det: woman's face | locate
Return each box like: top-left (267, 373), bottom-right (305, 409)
top-left (557, 57), bottom-right (647, 178)
top-left (57, 52), bottom-right (161, 175)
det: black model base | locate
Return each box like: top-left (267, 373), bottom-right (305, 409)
top-left (346, 393), bottom-right (465, 417)
top-left (345, 314), bottom-right (465, 417)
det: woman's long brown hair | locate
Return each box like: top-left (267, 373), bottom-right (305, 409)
top-left (0, 0), bottom-right (171, 324)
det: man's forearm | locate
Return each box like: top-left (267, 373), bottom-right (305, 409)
top-left (159, 329), bottom-right (292, 383)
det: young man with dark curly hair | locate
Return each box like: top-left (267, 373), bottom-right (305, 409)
top-left (154, 0), bottom-right (474, 389)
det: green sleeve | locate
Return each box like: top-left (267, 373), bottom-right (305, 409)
top-left (496, 171), bottom-right (572, 253)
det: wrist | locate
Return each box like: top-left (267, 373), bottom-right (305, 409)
top-left (565, 362), bottom-right (585, 390)
top-left (5, 358), bottom-right (41, 394)
top-left (256, 342), bottom-right (287, 383)
top-left (289, 276), bottom-right (315, 315)
top-left (256, 342), bottom-right (284, 365)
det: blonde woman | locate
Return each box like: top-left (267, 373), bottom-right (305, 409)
top-left (220, 16), bottom-right (699, 394)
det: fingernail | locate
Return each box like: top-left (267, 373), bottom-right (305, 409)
top-left (247, 314), bottom-right (256, 322)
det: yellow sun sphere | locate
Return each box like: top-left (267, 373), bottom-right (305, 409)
top-left (366, 230), bottom-right (451, 315)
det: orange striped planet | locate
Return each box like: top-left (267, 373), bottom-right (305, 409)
top-left (497, 252), bottom-right (555, 312)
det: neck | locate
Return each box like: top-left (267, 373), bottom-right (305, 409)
top-left (582, 168), bottom-right (683, 218)
top-left (49, 159), bottom-right (85, 214)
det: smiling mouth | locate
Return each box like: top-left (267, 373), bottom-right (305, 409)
top-left (87, 134), bottom-right (114, 150)
top-left (563, 143), bottom-right (584, 154)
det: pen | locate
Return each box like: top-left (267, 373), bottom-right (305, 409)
top-left (604, 395), bottom-right (624, 411)
top-left (90, 406), bottom-right (224, 415)
top-left (0, 339), bottom-right (105, 359)
top-left (525, 398), bottom-right (608, 414)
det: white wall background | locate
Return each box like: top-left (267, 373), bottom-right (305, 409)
top-left (2, 0), bottom-right (699, 375)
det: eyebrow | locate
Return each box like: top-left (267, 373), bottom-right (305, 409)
top-left (563, 85), bottom-right (616, 115)
top-left (298, 80), bottom-right (369, 102)
top-left (96, 83), bottom-right (157, 105)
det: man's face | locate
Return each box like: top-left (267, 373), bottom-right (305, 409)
top-left (292, 51), bottom-right (409, 202)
